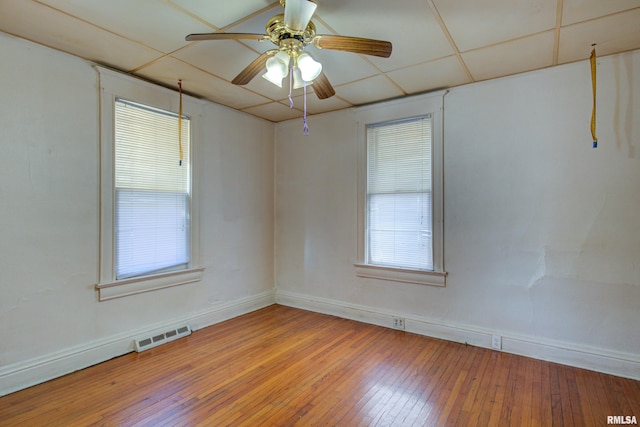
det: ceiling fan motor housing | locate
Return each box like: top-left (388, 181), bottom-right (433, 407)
top-left (266, 14), bottom-right (317, 57)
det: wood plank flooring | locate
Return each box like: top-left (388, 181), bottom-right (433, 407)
top-left (1, 305), bottom-right (638, 426)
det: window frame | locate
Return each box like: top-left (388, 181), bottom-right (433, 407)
top-left (355, 92), bottom-right (447, 287)
top-left (95, 66), bottom-right (204, 301)
top-left (366, 115), bottom-right (434, 270)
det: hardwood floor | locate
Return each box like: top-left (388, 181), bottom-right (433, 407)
top-left (1, 305), bottom-right (638, 426)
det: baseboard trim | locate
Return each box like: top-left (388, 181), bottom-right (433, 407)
top-left (0, 290), bottom-right (276, 397)
top-left (3, 287), bottom-right (637, 398)
top-left (275, 289), bottom-right (640, 381)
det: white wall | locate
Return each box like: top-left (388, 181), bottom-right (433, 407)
top-left (275, 50), bottom-right (640, 378)
top-left (1, 28), bottom-right (637, 395)
top-left (0, 33), bottom-right (274, 395)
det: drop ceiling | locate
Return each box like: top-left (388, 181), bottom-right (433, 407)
top-left (1, 0), bottom-right (638, 122)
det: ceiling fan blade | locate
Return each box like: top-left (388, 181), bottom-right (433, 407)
top-left (284, 0), bottom-right (317, 31)
top-left (186, 32), bottom-right (265, 42)
top-left (231, 51), bottom-right (277, 85)
top-left (312, 72), bottom-right (335, 99)
top-left (313, 35), bottom-right (392, 58)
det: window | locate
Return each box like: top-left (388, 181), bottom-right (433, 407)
top-left (355, 93), bottom-right (446, 287)
top-left (114, 99), bottom-right (191, 280)
top-left (96, 67), bottom-right (203, 301)
top-left (367, 116), bottom-right (433, 270)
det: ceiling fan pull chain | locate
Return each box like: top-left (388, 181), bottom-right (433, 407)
top-left (288, 66), bottom-right (294, 109)
top-left (303, 84), bottom-right (309, 136)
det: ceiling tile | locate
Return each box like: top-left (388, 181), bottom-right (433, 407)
top-left (0, 0), bottom-right (162, 71)
top-left (244, 72), bottom-right (296, 102)
top-left (38, 0), bottom-right (214, 53)
top-left (173, 40), bottom-right (261, 82)
top-left (169, 0), bottom-right (276, 29)
top-left (315, 0), bottom-right (454, 72)
top-left (462, 31), bottom-right (556, 81)
top-left (310, 50), bottom-right (381, 86)
top-left (222, 8), bottom-right (285, 70)
top-left (226, 8), bottom-right (280, 46)
top-left (387, 55), bottom-right (471, 94)
top-left (243, 102), bottom-right (304, 122)
top-left (336, 75), bottom-right (405, 105)
top-left (433, 0), bottom-right (557, 52)
top-left (134, 57), bottom-right (271, 110)
top-left (558, 9), bottom-right (640, 64)
top-left (285, 92), bottom-right (352, 115)
top-left (562, 0), bottom-right (639, 26)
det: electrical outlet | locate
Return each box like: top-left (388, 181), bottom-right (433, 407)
top-left (392, 317), bottom-right (405, 330)
top-left (491, 335), bottom-right (502, 350)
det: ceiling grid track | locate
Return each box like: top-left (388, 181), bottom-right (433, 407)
top-left (166, 0), bottom-right (220, 32)
top-left (32, 0), bottom-right (163, 56)
top-left (425, 0), bottom-right (475, 83)
top-left (553, 0), bottom-right (564, 66)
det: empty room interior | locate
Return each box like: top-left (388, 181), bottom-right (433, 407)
top-left (0, 0), bottom-right (639, 425)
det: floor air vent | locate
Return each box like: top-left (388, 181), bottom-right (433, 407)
top-left (135, 325), bottom-right (191, 352)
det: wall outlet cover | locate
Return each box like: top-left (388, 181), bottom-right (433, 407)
top-left (491, 335), bottom-right (502, 350)
top-left (393, 317), bottom-right (406, 330)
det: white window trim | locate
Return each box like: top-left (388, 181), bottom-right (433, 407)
top-left (353, 263), bottom-right (446, 287)
top-left (355, 91), bottom-right (447, 287)
top-left (95, 66), bottom-right (204, 301)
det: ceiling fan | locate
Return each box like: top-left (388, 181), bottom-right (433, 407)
top-left (185, 0), bottom-right (392, 100)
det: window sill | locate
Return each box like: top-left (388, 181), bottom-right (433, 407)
top-left (96, 267), bottom-right (205, 301)
top-left (354, 263), bottom-right (446, 287)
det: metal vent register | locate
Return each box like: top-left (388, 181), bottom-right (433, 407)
top-left (134, 325), bottom-right (191, 352)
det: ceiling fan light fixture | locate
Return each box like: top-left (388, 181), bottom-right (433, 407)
top-left (262, 69), bottom-right (284, 87)
top-left (267, 51), bottom-right (290, 76)
top-left (297, 52), bottom-right (322, 82)
top-left (292, 67), bottom-right (310, 89)
top-left (262, 51), bottom-right (290, 87)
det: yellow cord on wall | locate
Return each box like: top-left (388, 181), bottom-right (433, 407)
top-left (590, 47), bottom-right (598, 148)
top-left (178, 80), bottom-right (184, 165)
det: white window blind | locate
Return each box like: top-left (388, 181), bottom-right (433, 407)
top-left (114, 99), bottom-right (191, 280)
top-left (367, 115), bottom-right (433, 270)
